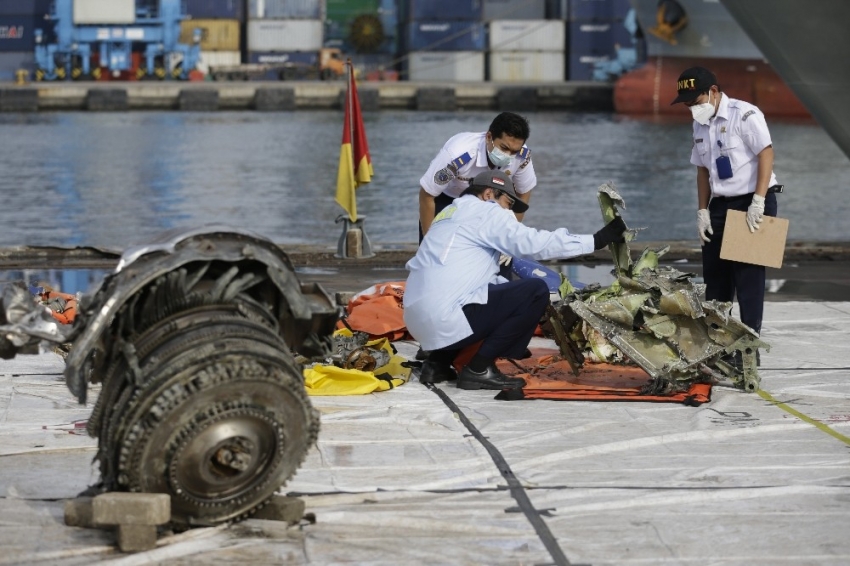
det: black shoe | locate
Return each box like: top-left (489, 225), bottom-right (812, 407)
top-left (457, 365), bottom-right (526, 390)
top-left (415, 347), bottom-right (430, 361)
top-left (418, 359), bottom-right (457, 384)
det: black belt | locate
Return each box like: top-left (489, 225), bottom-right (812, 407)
top-left (713, 185), bottom-right (783, 201)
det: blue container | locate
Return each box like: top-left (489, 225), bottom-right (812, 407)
top-left (569, 0), bottom-right (633, 21)
top-left (569, 20), bottom-right (633, 56)
top-left (568, 52), bottom-right (610, 81)
top-left (0, 1), bottom-right (50, 17)
top-left (405, 0), bottom-right (483, 22)
top-left (0, 51), bottom-right (35, 80)
top-left (406, 21), bottom-right (486, 51)
top-left (247, 51), bottom-right (320, 66)
top-left (483, 0), bottom-right (546, 21)
top-left (0, 15), bottom-right (47, 52)
top-left (185, 0), bottom-right (245, 20)
top-left (250, 0), bottom-right (322, 19)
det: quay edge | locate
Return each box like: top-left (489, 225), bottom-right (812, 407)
top-left (1, 241), bottom-right (849, 271)
top-left (0, 81), bottom-right (614, 112)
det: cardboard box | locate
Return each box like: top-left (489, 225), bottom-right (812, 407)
top-left (720, 210), bottom-right (789, 268)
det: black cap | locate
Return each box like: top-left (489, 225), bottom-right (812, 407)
top-left (470, 170), bottom-right (528, 213)
top-left (671, 66), bottom-right (717, 105)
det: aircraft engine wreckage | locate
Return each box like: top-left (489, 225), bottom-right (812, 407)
top-left (0, 191), bottom-right (769, 527)
top-left (544, 184), bottom-right (769, 395)
top-left (0, 227), bottom-right (337, 527)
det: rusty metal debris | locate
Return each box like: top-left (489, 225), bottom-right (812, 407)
top-left (0, 226), bottom-right (338, 527)
top-left (545, 183), bottom-right (769, 394)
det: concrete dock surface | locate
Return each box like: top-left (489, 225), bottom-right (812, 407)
top-left (1, 296), bottom-right (849, 564)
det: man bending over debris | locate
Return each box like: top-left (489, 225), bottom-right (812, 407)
top-left (403, 171), bottom-right (627, 391)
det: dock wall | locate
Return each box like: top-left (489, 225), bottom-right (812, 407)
top-left (0, 81), bottom-right (613, 111)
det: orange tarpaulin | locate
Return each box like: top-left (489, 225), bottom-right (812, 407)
top-left (337, 281), bottom-right (411, 342)
top-left (493, 350), bottom-right (712, 405)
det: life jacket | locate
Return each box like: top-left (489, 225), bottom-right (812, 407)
top-left (39, 290), bottom-right (77, 325)
top-left (303, 329), bottom-right (412, 395)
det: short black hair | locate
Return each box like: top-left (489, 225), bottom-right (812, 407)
top-left (460, 185), bottom-right (489, 198)
top-left (488, 112), bottom-right (530, 142)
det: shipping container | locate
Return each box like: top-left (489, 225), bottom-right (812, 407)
top-left (482, 0), bottom-right (545, 21)
top-left (73, 0), bottom-right (135, 25)
top-left (568, 52), bottom-right (610, 80)
top-left (0, 51), bottom-right (35, 81)
top-left (185, 0), bottom-right (245, 21)
top-left (0, 0), bottom-right (51, 16)
top-left (324, 32), bottom-right (399, 56)
top-left (569, 0), bottom-right (633, 21)
top-left (196, 50), bottom-right (241, 75)
top-left (181, 19), bottom-right (240, 51)
top-left (247, 51), bottom-right (320, 65)
top-left (247, 19), bottom-right (323, 52)
top-left (569, 20), bottom-right (634, 56)
top-left (407, 51), bottom-right (484, 81)
top-left (489, 51), bottom-right (564, 82)
top-left (406, 21), bottom-right (486, 52)
top-left (405, 0), bottom-right (483, 22)
top-left (324, 0), bottom-right (398, 55)
top-left (489, 20), bottom-right (563, 51)
top-left (327, 0), bottom-right (380, 23)
top-left (0, 15), bottom-right (49, 52)
top-left (249, 0), bottom-right (322, 19)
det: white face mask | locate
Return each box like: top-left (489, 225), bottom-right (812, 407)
top-left (690, 91), bottom-right (715, 125)
top-left (487, 139), bottom-right (513, 168)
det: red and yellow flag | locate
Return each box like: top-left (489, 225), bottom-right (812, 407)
top-left (335, 62), bottom-right (373, 222)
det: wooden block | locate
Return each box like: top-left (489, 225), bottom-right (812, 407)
top-left (64, 497), bottom-right (94, 528)
top-left (93, 492), bottom-right (171, 526)
top-left (720, 210), bottom-right (789, 268)
top-left (117, 524), bottom-right (158, 553)
top-left (345, 228), bottom-right (362, 258)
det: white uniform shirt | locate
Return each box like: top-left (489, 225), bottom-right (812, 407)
top-left (403, 195), bottom-right (594, 351)
top-left (419, 131), bottom-right (536, 198)
top-left (689, 93), bottom-right (778, 197)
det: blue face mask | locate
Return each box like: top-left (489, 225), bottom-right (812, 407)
top-left (488, 141), bottom-right (513, 168)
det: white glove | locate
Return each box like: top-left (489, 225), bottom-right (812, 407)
top-left (498, 253), bottom-right (512, 267)
top-left (746, 193), bottom-right (765, 233)
top-left (697, 209), bottom-right (713, 244)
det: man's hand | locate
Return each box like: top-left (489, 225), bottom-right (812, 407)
top-left (593, 216), bottom-right (627, 250)
top-left (746, 194), bottom-right (765, 233)
top-left (498, 254), bottom-right (512, 267)
top-left (697, 209), bottom-right (713, 244)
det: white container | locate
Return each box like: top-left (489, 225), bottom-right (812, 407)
top-left (73, 0), bottom-right (135, 24)
top-left (489, 51), bottom-right (565, 82)
top-left (489, 20), bottom-right (565, 51)
top-left (196, 51), bottom-right (241, 75)
top-left (247, 19), bottom-right (323, 52)
top-left (408, 51), bottom-right (484, 82)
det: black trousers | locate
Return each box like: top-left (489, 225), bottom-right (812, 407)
top-left (703, 191), bottom-right (778, 334)
top-left (431, 278), bottom-right (550, 363)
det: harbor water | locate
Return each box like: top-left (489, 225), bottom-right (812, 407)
top-left (1, 110), bottom-right (848, 249)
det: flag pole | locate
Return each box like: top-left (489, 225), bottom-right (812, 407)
top-left (334, 58), bottom-right (376, 259)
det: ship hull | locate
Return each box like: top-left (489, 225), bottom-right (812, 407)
top-left (615, 56), bottom-right (809, 118)
top-left (615, 0), bottom-right (810, 118)
top-left (720, 0), bottom-right (850, 159)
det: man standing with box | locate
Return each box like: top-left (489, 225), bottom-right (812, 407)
top-left (671, 66), bottom-right (782, 342)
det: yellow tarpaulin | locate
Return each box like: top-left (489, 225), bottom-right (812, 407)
top-left (303, 330), bottom-right (411, 396)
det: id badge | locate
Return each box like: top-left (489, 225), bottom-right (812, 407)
top-left (716, 155), bottom-right (733, 179)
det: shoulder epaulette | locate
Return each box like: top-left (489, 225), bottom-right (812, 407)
top-left (451, 152), bottom-right (471, 169)
top-left (519, 147), bottom-right (529, 160)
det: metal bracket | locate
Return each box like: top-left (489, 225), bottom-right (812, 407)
top-left (335, 215), bottom-right (376, 259)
